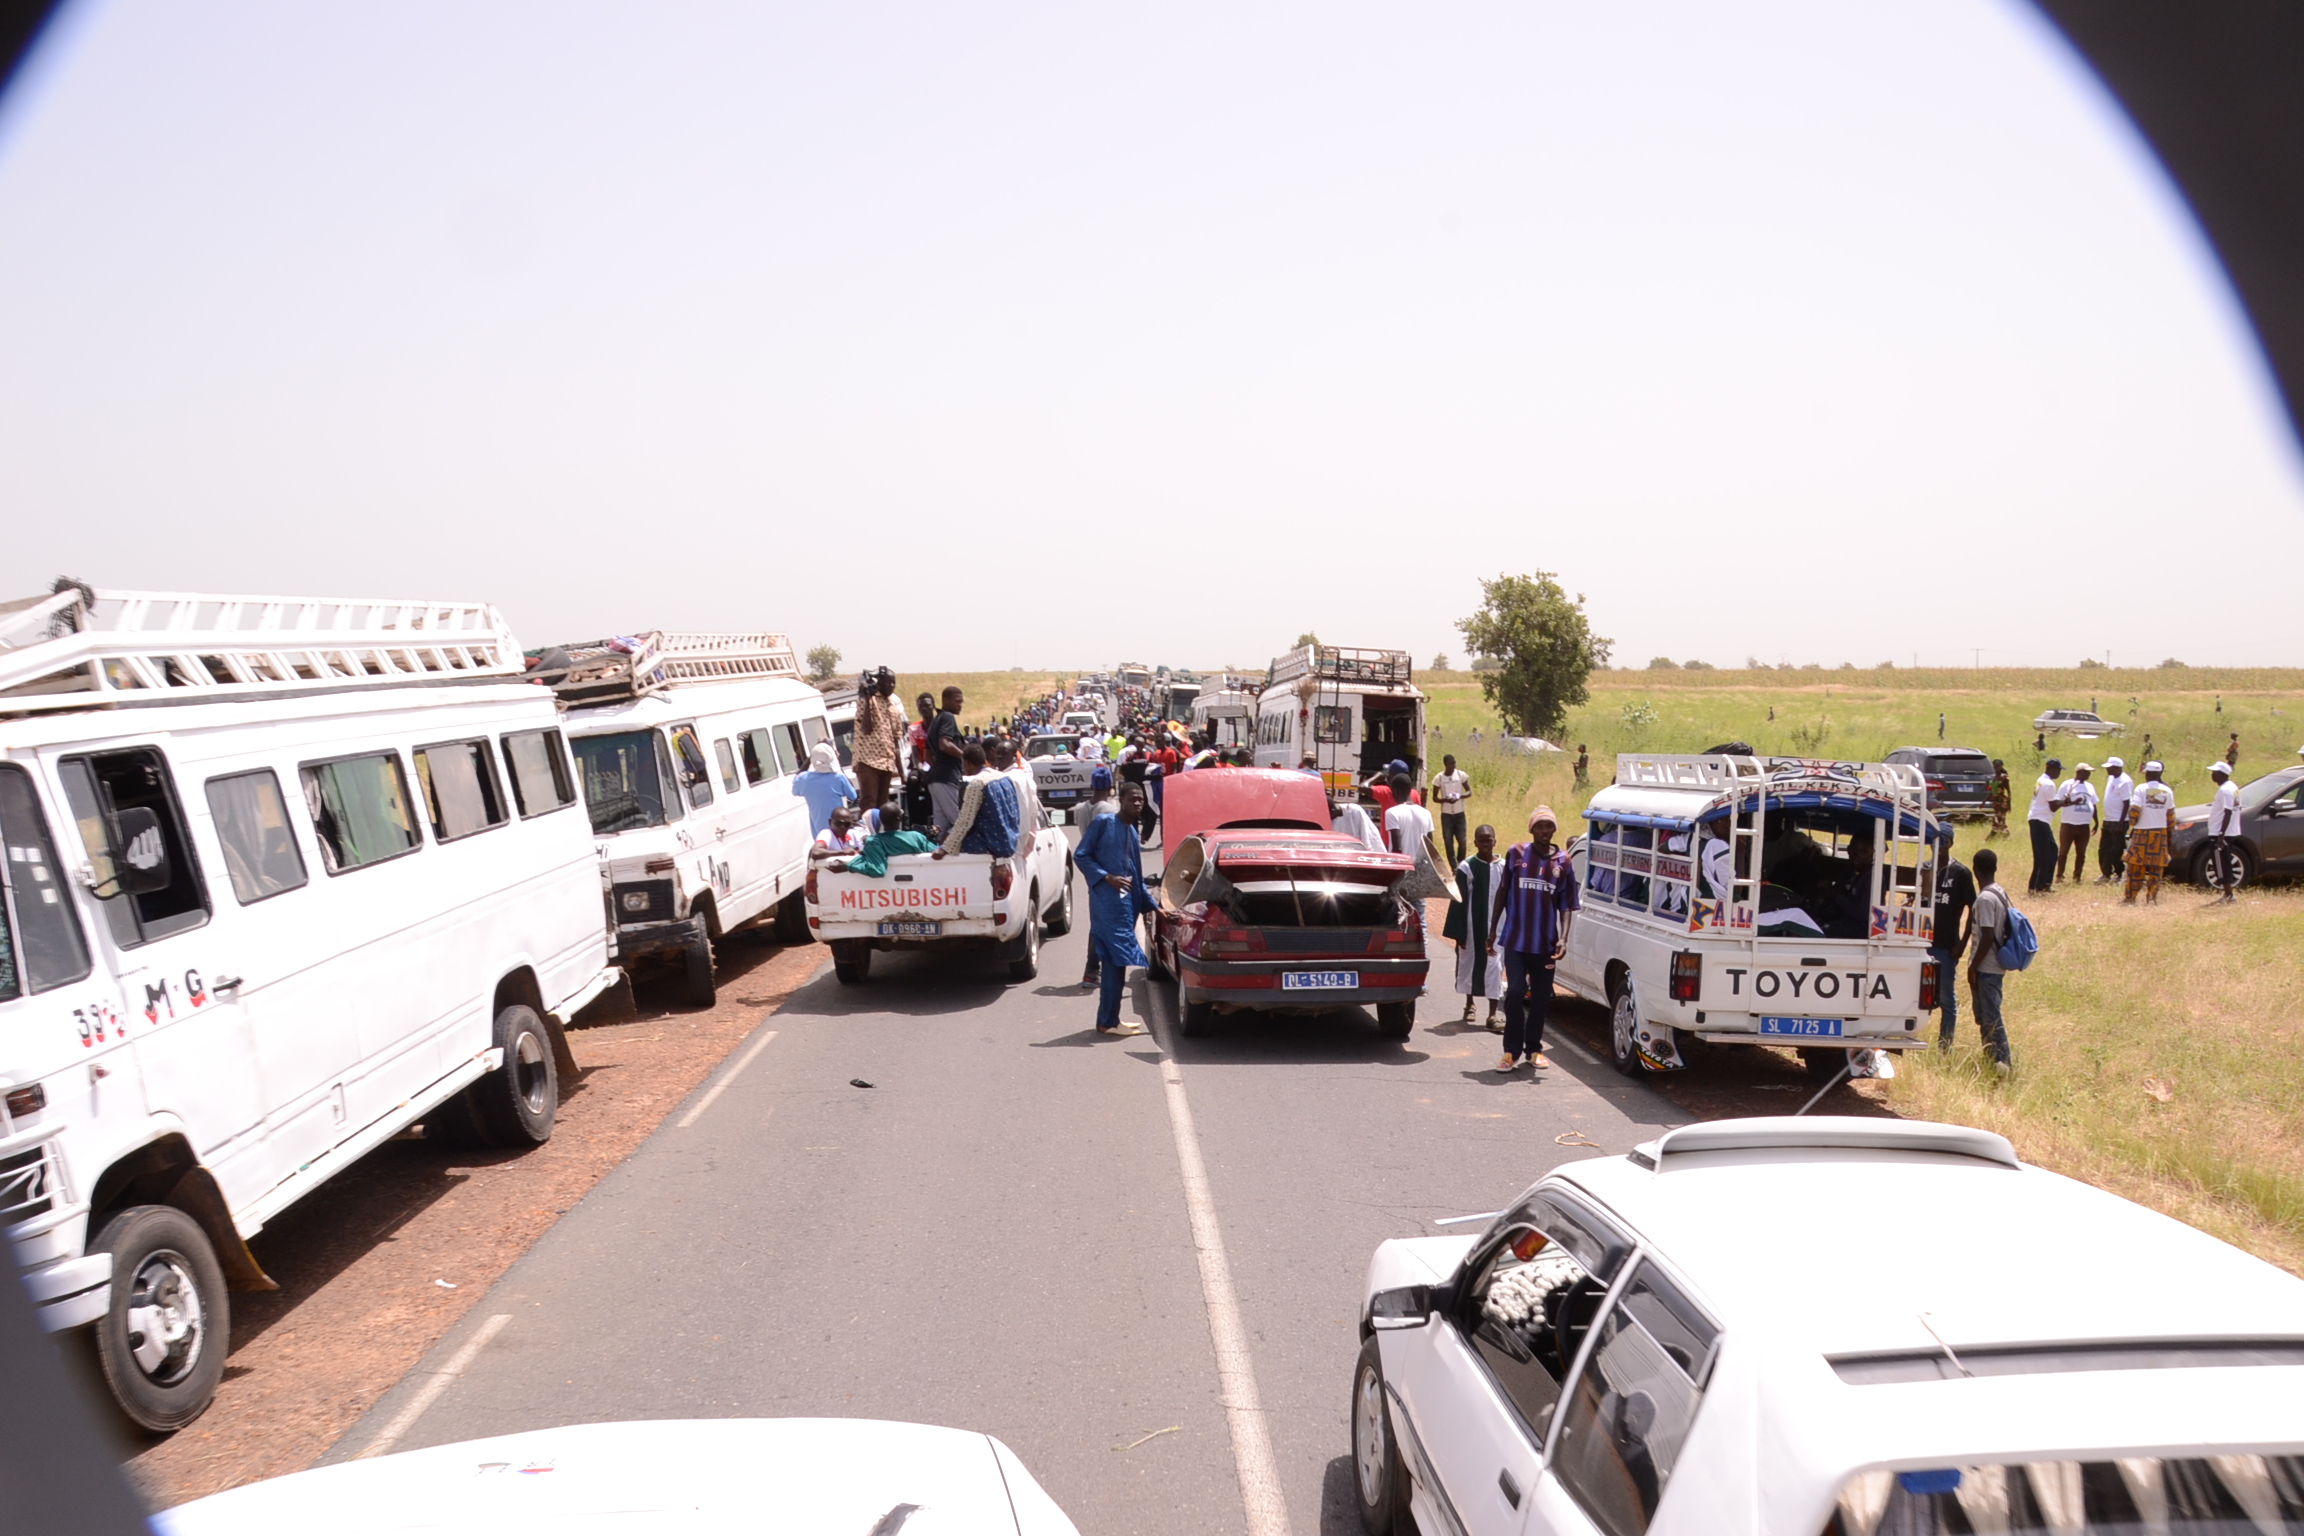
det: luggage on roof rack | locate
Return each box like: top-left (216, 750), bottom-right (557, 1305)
top-left (542, 631), bottom-right (801, 706)
top-left (0, 582), bottom-right (523, 716)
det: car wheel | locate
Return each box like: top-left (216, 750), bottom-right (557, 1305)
top-left (831, 940), bottom-right (871, 984)
top-left (89, 1205), bottom-right (229, 1433)
top-left (470, 1003), bottom-right (558, 1146)
top-left (1609, 977), bottom-right (1643, 1076)
top-left (1178, 982), bottom-right (1215, 1038)
top-left (2192, 842), bottom-right (2255, 891)
top-left (1801, 1047), bottom-right (1851, 1084)
top-left (1376, 1000), bottom-right (1414, 1039)
top-left (681, 930), bottom-right (717, 1008)
top-left (1007, 897), bottom-right (1042, 982)
top-left (773, 889), bottom-right (813, 944)
top-left (1044, 867), bottom-right (1074, 937)
top-left (1352, 1336), bottom-right (1409, 1536)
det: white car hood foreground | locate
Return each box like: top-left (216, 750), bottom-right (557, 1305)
top-left (155, 1419), bottom-right (1081, 1536)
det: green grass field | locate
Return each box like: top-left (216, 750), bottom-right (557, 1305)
top-left (1424, 666), bottom-right (2304, 1276)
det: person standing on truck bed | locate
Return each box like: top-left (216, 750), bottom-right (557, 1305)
top-left (2027, 758), bottom-right (2062, 895)
top-left (1431, 754), bottom-right (1470, 869)
top-left (1076, 780), bottom-right (1155, 1036)
top-left (853, 668), bottom-right (905, 817)
top-left (927, 686), bottom-right (968, 836)
top-left (1487, 806), bottom-right (1578, 1076)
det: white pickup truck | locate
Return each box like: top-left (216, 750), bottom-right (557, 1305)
top-left (805, 818), bottom-right (1072, 984)
top-left (1022, 733), bottom-right (1096, 821)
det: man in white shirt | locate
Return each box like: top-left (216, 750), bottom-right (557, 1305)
top-left (2055, 763), bottom-right (2098, 884)
top-left (2123, 762), bottom-right (2178, 904)
top-left (1384, 771), bottom-right (1436, 865)
top-left (2026, 759), bottom-right (2062, 895)
top-left (1430, 754), bottom-right (1472, 869)
top-left (2095, 757), bottom-right (2132, 883)
top-left (1333, 797), bottom-right (1386, 854)
top-left (2206, 760), bottom-right (2244, 902)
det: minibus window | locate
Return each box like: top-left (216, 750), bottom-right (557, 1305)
top-left (301, 754), bottom-right (423, 873)
top-left (1314, 706), bottom-right (1352, 744)
top-left (57, 749), bottom-right (211, 946)
top-left (501, 729), bottom-right (578, 818)
top-left (742, 728), bottom-right (780, 784)
top-left (0, 764), bottom-right (92, 996)
top-left (668, 726), bottom-right (713, 809)
top-left (714, 739), bottom-right (741, 795)
top-left (774, 724), bottom-right (803, 776)
top-left (571, 731), bottom-right (674, 834)
top-left (415, 740), bottom-right (510, 842)
top-left (205, 770), bottom-right (309, 904)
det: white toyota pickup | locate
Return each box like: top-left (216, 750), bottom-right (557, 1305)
top-left (1022, 732), bottom-right (1096, 821)
top-left (806, 818), bottom-right (1073, 984)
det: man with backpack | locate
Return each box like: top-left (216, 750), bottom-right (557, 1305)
top-left (1964, 847), bottom-right (2017, 1073)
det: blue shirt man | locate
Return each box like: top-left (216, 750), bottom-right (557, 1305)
top-left (1075, 779), bottom-right (1155, 1035)
top-left (1486, 806), bottom-right (1580, 1071)
top-left (790, 742), bottom-right (858, 836)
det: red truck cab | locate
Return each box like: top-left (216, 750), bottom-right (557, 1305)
top-left (1147, 769), bottom-right (1428, 1038)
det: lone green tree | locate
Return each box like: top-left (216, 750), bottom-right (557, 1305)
top-left (1294, 631), bottom-right (1321, 649)
top-left (1456, 572), bottom-right (1611, 739)
top-left (805, 643), bottom-right (842, 682)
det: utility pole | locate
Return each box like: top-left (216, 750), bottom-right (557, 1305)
top-left (1972, 648), bottom-right (1982, 670)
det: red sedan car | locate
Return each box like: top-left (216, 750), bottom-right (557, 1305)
top-left (1146, 768), bottom-right (1428, 1038)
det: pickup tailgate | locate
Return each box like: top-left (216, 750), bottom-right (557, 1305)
top-left (811, 852), bottom-right (1001, 936)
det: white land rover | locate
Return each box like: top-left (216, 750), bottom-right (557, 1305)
top-left (1558, 754), bottom-right (1945, 1080)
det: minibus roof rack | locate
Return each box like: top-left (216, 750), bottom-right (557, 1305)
top-left (1265, 644), bottom-right (1415, 689)
top-left (0, 583), bottom-right (524, 716)
top-left (542, 631), bottom-right (802, 706)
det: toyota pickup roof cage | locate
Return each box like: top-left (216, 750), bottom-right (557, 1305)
top-left (0, 583), bottom-right (523, 717)
top-left (1603, 753), bottom-right (1940, 950)
top-left (1264, 644), bottom-right (1414, 690)
top-left (544, 631), bottom-right (802, 706)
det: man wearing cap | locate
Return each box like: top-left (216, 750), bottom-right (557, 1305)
top-left (1486, 806), bottom-right (1579, 1075)
top-left (2055, 763), bottom-right (2098, 883)
top-left (2124, 762), bottom-right (2178, 904)
top-left (2026, 758), bottom-right (2063, 894)
top-left (2206, 760), bottom-right (2243, 901)
top-left (2095, 757), bottom-right (2132, 883)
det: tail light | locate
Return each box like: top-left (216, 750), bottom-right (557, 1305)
top-left (1200, 924), bottom-right (1253, 956)
top-left (990, 862), bottom-right (1014, 900)
top-left (1925, 777), bottom-right (1945, 794)
top-left (1668, 950), bottom-right (1702, 1003)
top-left (1919, 958), bottom-right (1940, 1012)
top-left (1380, 929), bottom-right (1423, 955)
top-left (805, 866), bottom-right (819, 903)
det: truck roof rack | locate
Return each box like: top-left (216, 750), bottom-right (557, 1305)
top-left (1613, 753), bottom-right (1928, 801)
top-left (543, 631), bottom-right (801, 706)
top-left (1630, 1117), bottom-right (2020, 1171)
top-left (0, 583), bottom-right (524, 716)
top-left (1265, 644), bottom-right (1414, 689)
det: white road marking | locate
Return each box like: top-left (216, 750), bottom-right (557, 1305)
top-left (355, 1313), bottom-right (511, 1459)
top-left (677, 1028), bottom-right (779, 1127)
top-left (1159, 1054), bottom-right (1293, 1536)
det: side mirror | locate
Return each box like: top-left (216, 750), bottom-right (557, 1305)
top-left (103, 805), bottom-right (172, 897)
top-left (1367, 1285), bottom-right (1434, 1331)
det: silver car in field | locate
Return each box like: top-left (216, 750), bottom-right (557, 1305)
top-left (2032, 707), bottom-right (2124, 737)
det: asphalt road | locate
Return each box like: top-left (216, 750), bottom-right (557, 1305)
top-left (326, 834), bottom-right (1685, 1535)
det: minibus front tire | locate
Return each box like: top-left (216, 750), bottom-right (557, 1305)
top-left (682, 932), bottom-right (717, 1008)
top-left (90, 1204), bottom-right (229, 1433)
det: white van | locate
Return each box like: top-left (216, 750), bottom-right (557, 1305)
top-left (1251, 644), bottom-right (1426, 801)
top-left (552, 632), bottom-right (831, 1008)
top-left (0, 587), bottom-right (615, 1431)
top-left (1558, 753), bottom-right (1944, 1080)
top-left (1189, 680), bottom-right (1257, 748)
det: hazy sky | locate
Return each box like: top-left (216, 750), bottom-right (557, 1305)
top-left (4, 1), bottom-right (2301, 673)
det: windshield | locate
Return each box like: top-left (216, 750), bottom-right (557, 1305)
top-left (1824, 1453), bottom-right (2304, 1534)
top-left (572, 730), bottom-right (675, 834)
top-left (1026, 736), bottom-right (1081, 759)
top-left (2238, 767), bottom-right (2304, 812)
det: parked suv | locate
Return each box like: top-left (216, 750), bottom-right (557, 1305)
top-left (1885, 746), bottom-right (1994, 820)
top-left (2169, 763), bottom-right (2304, 889)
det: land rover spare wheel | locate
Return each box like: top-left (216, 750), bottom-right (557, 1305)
top-left (91, 1205), bottom-right (229, 1432)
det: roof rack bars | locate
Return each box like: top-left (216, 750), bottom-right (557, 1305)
top-left (541, 631), bottom-right (802, 706)
top-left (0, 584), bottom-right (524, 715)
